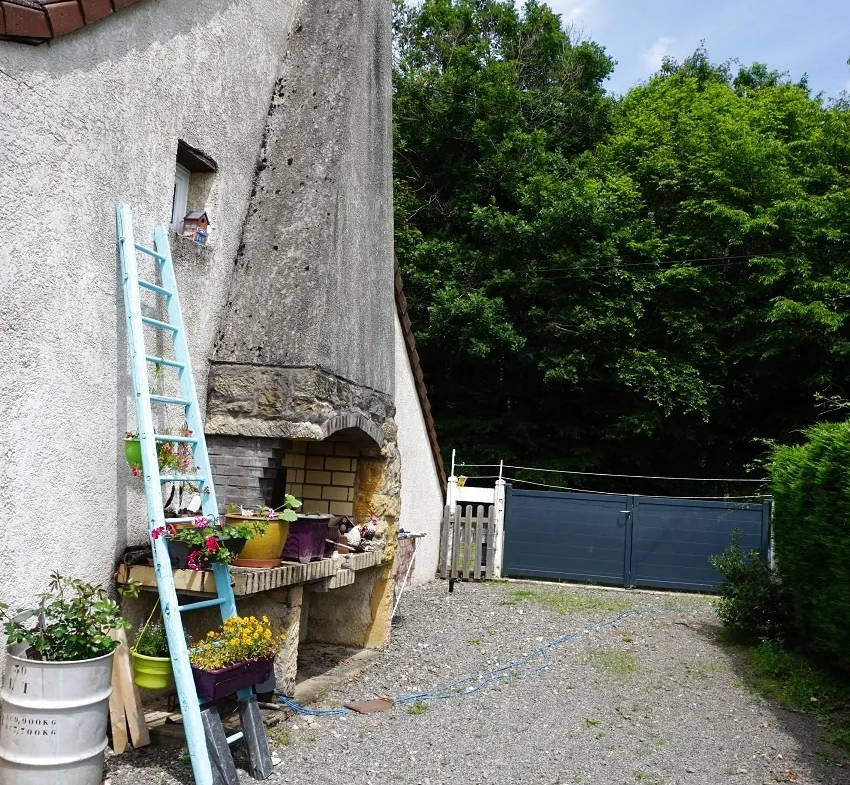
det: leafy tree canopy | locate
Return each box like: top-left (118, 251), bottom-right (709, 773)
top-left (394, 1), bottom-right (850, 494)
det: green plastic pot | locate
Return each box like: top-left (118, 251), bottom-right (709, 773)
top-left (124, 438), bottom-right (143, 470)
top-left (131, 650), bottom-right (174, 690)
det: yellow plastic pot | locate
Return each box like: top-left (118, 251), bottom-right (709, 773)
top-left (131, 651), bottom-right (174, 690)
top-left (226, 515), bottom-right (290, 562)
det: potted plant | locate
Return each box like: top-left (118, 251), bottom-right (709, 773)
top-left (189, 615), bottom-right (285, 700)
top-left (151, 515), bottom-right (261, 571)
top-left (225, 494), bottom-right (303, 567)
top-left (130, 612), bottom-right (174, 690)
top-left (282, 509), bottom-right (334, 564)
top-left (124, 427), bottom-right (199, 478)
top-left (0, 573), bottom-right (131, 784)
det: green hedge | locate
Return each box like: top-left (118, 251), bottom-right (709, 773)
top-left (771, 421), bottom-right (850, 669)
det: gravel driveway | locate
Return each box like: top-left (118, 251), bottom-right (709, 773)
top-left (107, 580), bottom-right (849, 785)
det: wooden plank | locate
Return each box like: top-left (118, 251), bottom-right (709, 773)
top-left (108, 651), bottom-right (129, 753)
top-left (439, 504), bottom-right (451, 579)
top-left (109, 627), bottom-right (151, 749)
top-left (463, 505), bottom-right (473, 580)
top-left (238, 695), bottom-right (274, 779)
top-left (474, 505), bottom-right (484, 581)
top-left (450, 505), bottom-right (462, 580)
top-left (485, 504), bottom-right (496, 579)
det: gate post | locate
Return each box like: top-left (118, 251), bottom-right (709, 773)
top-left (623, 495), bottom-right (637, 588)
top-left (493, 478), bottom-right (507, 578)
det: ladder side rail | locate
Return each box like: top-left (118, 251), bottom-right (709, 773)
top-left (117, 205), bottom-right (214, 785)
top-left (156, 227), bottom-right (268, 760)
top-left (155, 227), bottom-right (220, 521)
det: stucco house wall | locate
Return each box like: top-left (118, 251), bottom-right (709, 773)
top-left (0, 0), bottom-right (444, 680)
top-left (394, 317), bottom-right (443, 583)
top-left (0, 0), bottom-right (296, 637)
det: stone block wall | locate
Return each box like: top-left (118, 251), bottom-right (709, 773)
top-left (283, 440), bottom-right (360, 516)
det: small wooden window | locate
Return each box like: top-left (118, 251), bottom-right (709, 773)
top-left (170, 164), bottom-right (191, 233)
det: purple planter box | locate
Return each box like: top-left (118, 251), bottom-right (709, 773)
top-left (191, 657), bottom-right (274, 700)
top-left (281, 515), bottom-right (332, 563)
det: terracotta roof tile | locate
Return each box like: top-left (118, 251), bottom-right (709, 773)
top-left (0, 0), bottom-right (146, 43)
top-left (394, 257), bottom-right (446, 491)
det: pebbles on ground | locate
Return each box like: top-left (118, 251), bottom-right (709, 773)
top-left (106, 580), bottom-right (849, 785)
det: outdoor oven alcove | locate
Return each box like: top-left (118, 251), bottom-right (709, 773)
top-left (203, 375), bottom-right (402, 693)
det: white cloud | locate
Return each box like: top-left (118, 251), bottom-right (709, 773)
top-left (643, 35), bottom-right (676, 73)
top-left (545, 0), bottom-right (604, 32)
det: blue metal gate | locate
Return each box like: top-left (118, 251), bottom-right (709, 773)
top-left (503, 487), bottom-right (770, 592)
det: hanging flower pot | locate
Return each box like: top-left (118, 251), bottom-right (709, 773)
top-left (131, 651), bottom-right (174, 690)
top-left (130, 612), bottom-right (174, 690)
top-left (124, 435), bottom-right (142, 471)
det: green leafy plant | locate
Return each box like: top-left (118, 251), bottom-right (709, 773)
top-left (125, 428), bottom-right (198, 479)
top-left (151, 515), bottom-right (266, 571)
top-left (0, 572), bottom-right (130, 661)
top-left (226, 494), bottom-right (303, 522)
top-left (709, 530), bottom-right (790, 642)
top-left (770, 422), bottom-right (850, 668)
top-left (133, 622), bottom-right (170, 658)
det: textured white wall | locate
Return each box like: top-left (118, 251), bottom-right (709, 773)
top-left (393, 317), bottom-right (444, 584)
top-left (0, 0), bottom-right (296, 637)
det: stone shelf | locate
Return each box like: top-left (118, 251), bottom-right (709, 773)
top-left (115, 548), bottom-right (385, 597)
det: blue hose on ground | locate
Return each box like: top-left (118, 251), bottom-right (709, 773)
top-left (277, 604), bottom-right (712, 716)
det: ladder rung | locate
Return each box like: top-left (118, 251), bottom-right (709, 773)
top-left (155, 433), bottom-right (198, 444)
top-left (226, 731), bottom-right (244, 745)
top-left (141, 316), bottom-right (178, 332)
top-left (179, 597), bottom-right (227, 613)
top-left (138, 279), bottom-right (172, 297)
top-left (145, 355), bottom-right (184, 369)
top-left (134, 243), bottom-right (168, 262)
top-left (162, 517), bottom-right (200, 524)
top-left (150, 395), bottom-right (191, 406)
top-left (161, 474), bottom-right (206, 483)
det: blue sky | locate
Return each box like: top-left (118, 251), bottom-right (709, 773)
top-left (543, 0), bottom-right (850, 99)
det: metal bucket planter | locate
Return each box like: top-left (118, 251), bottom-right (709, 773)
top-left (281, 515), bottom-right (332, 563)
top-left (0, 649), bottom-right (114, 785)
top-left (226, 515), bottom-right (290, 566)
top-left (131, 651), bottom-right (174, 690)
top-left (191, 657), bottom-right (274, 701)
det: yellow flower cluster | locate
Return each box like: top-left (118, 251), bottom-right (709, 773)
top-left (189, 615), bottom-right (285, 672)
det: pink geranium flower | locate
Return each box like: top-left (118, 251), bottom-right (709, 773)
top-left (205, 536), bottom-right (220, 553)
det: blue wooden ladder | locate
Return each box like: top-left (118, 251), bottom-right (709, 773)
top-left (117, 204), bottom-right (273, 785)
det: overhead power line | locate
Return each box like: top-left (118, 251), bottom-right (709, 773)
top-left (503, 464), bottom-right (768, 483)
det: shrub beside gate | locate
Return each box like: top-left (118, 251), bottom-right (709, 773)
top-left (771, 421), bottom-right (850, 670)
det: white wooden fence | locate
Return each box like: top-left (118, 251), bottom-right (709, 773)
top-left (438, 474), bottom-right (506, 581)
